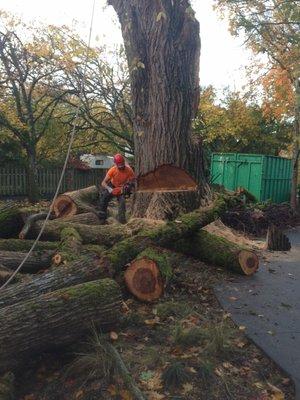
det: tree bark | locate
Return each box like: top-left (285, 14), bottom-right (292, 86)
top-left (28, 218), bottom-right (158, 246)
top-left (108, 0), bottom-right (210, 217)
top-left (53, 186), bottom-right (100, 218)
top-left (25, 147), bottom-right (40, 203)
top-left (173, 230), bottom-right (259, 276)
top-left (265, 224), bottom-right (291, 251)
top-left (52, 227), bottom-right (83, 265)
top-left (0, 203), bottom-right (23, 239)
top-left (0, 255), bottom-right (106, 308)
top-left (19, 212), bottom-right (56, 239)
top-left (0, 279), bottom-right (122, 373)
top-left (0, 250), bottom-right (54, 273)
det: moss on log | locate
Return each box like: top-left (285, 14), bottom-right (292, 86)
top-left (0, 239), bottom-right (58, 252)
top-left (0, 203), bottom-right (23, 239)
top-left (0, 255), bottom-right (107, 308)
top-left (0, 279), bottom-right (122, 373)
top-left (173, 230), bottom-right (259, 275)
top-left (52, 227), bottom-right (83, 265)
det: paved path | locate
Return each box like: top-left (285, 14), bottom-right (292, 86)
top-left (214, 227), bottom-right (300, 399)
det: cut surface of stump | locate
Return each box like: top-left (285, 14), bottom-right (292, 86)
top-left (133, 165), bottom-right (200, 220)
top-left (124, 257), bottom-right (163, 302)
top-left (237, 250), bottom-right (259, 276)
top-left (138, 165), bottom-right (198, 191)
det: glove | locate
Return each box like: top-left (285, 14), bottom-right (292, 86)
top-left (107, 187), bottom-right (113, 194)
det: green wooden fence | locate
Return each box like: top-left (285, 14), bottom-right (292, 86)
top-left (0, 167), bottom-right (106, 197)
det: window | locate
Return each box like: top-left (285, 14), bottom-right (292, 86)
top-left (95, 159), bottom-right (104, 166)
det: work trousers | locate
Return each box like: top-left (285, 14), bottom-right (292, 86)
top-left (98, 188), bottom-right (126, 224)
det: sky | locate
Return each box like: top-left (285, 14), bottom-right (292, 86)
top-left (0, 0), bottom-right (253, 92)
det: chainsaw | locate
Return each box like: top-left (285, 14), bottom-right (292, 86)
top-left (111, 181), bottom-right (135, 197)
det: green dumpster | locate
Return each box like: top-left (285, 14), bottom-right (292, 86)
top-left (210, 153), bottom-right (292, 203)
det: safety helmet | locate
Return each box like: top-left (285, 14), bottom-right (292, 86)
top-left (113, 154), bottom-right (125, 166)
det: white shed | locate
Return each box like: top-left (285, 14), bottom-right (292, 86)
top-left (80, 154), bottom-right (114, 169)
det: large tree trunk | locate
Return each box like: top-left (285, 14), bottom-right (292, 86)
top-left (108, 0), bottom-right (210, 218)
top-left (0, 279), bottom-right (122, 373)
top-left (52, 186), bottom-right (99, 218)
top-left (0, 203), bottom-right (23, 239)
top-left (0, 250), bottom-right (53, 273)
top-left (25, 147), bottom-right (40, 203)
top-left (173, 230), bottom-right (259, 276)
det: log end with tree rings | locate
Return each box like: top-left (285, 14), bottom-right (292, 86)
top-left (52, 254), bottom-right (63, 266)
top-left (124, 257), bottom-right (164, 302)
top-left (238, 250), bottom-right (259, 276)
top-left (137, 165), bottom-right (198, 192)
top-left (53, 195), bottom-right (78, 218)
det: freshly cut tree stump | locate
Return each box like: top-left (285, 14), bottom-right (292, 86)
top-left (138, 165), bottom-right (198, 191)
top-left (266, 224), bottom-right (291, 251)
top-left (124, 247), bottom-right (179, 302)
top-left (131, 190), bottom-right (201, 220)
top-left (52, 227), bottom-right (82, 266)
top-left (0, 203), bottom-right (23, 239)
top-left (0, 239), bottom-right (59, 252)
top-left (53, 186), bottom-right (99, 218)
top-left (0, 250), bottom-right (54, 273)
top-left (174, 230), bottom-right (259, 276)
top-left (0, 279), bottom-right (122, 373)
top-left (132, 164), bottom-right (202, 220)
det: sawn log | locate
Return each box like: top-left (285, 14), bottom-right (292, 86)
top-left (0, 278), bottom-right (122, 373)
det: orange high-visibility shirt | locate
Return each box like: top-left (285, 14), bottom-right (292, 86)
top-left (106, 165), bottom-right (135, 188)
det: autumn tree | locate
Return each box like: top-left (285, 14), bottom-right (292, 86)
top-left (107, 0), bottom-right (209, 219)
top-left (195, 86), bottom-right (293, 157)
top-left (0, 16), bottom-right (74, 202)
top-left (214, 0), bottom-right (300, 208)
top-left (65, 46), bottom-right (134, 156)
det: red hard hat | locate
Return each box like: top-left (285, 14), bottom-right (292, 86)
top-left (113, 153), bottom-right (125, 165)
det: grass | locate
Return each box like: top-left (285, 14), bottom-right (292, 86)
top-left (155, 300), bottom-right (192, 320)
top-left (161, 361), bottom-right (190, 389)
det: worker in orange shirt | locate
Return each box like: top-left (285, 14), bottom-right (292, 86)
top-left (99, 154), bottom-right (136, 223)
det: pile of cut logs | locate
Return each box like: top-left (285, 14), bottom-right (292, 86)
top-left (0, 186), bottom-right (259, 375)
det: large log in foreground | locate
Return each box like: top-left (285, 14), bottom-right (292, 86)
top-left (0, 203), bottom-right (23, 239)
top-left (0, 255), bottom-right (105, 308)
top-left (0, 278), bottom-right (122, 373)
top-left (52, 186), bottom-right (99, 218)
top-left (174, 230), bottom-right (259, 276)
top-left (0, 250), bottom-right (54, 273)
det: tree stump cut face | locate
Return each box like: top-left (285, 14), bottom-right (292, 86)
top-left (124, 257), bottom-right (163, 302)
top-left (137, 165), bottom-right (198, 192)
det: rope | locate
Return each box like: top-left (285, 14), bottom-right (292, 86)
top-left (0, 0), bottom-right (97, 291)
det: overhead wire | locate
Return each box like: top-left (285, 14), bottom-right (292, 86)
top-left (0, 0), bottom-right (97, 290)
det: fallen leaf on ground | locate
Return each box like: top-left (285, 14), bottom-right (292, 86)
top-left (148, 391), bottom-right (165, 400)
top-left (182, 382), bottom-right (194, 394)
top-left (107, 384), bottom-right (117, 396)
top-left (110, 331), bottom-right (118, 341)
top-left (229, 296), bottom-right (238, 301)
top-left (267, 383), bottom-right (285, 400)
top-left (239, 325), bottom-right (246, 331)
top-left (119, 389), bottom-right (133, 400)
